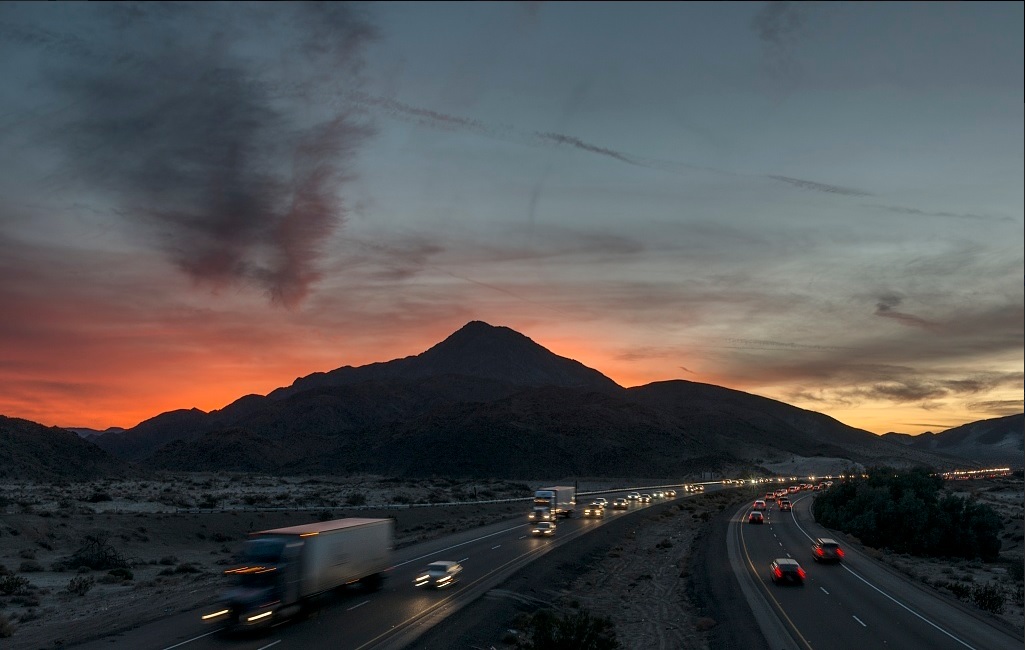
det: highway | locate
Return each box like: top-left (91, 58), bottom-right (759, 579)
top-left (72, 487), bottom-right (690, 650)
top-left (730, 491), bottom-right (1022, 650)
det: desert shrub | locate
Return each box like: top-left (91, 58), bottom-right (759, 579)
top-left (970, 583), bottom-right (1005, 613)
top-left (947, 581), bottom-right (972, 599)
top-left (346, 492), bottom-right (367, 506)
top-left (0, 575), bottom-right (31, 595)
top-left (0, 613), bottom-right (13, 638)
top-left (516, 608), bottom-right (619, 650)
top-left (1007, 562), bottom-right (1024, 582)
top-left (197, 494), bottom-right (220, 509)
top-left (317, 510), bottom-right (335, 522)
top-left (174, 563), bottom-right (201, 574)
top-left (86, 492), bottom-right (113, 503)
top-left (108, 567), bottom-right (133, 581)
top-left (18, 549), bottom-right (36, 560)
top-left (656, 538), bottom-right (673, 549)
top-left (19, 561), bottom-right (43, 573)
top-left (64, 535), bottom-right (128, 571)
top-left (159, 555), bottom-right (178, 565)
top-left (66, 575), bottom-right (95, 596)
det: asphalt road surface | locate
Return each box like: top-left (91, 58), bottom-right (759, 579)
top-left (72, 486), bottom-right (702, 650)
top-left (730, 491), bottom-right (1023, 650)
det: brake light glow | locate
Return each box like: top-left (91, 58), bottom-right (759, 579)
top-left (836, 548), bottom-right (845, 557)
top-left (773, 567), bottom-right (782, 578)
top-left (797, 568), bottom-right (806, 578)
top-left (816, 547), bottom-right (824, 555)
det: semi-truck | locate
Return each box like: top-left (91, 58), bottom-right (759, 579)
top-left (201, 517), bottom-right (393, 629)
top-left (528, 486), bottom-right (576, 520)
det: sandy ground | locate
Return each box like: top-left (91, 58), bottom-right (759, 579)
top-left (2, 474), bottom-right (1020, 648)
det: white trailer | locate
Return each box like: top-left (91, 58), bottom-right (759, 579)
top-left (204, 517), bottom-right (393, 628)
top-left (534, 486), bottom-right (576, 519)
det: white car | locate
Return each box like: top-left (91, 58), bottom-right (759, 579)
top-left (594, 497), bottom-right (609, 507)
top-left (532, 522), bottom-right (557, 536)
top-left (753, 500), bottom-right (767, 511)
top-left (414, 561), bottom-right (463, 589)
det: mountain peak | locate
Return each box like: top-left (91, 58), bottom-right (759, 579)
top-left (415, 322), bottom-right (620, 391)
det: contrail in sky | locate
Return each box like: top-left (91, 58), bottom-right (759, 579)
top-left (351, 92), bottom-right (873, 197)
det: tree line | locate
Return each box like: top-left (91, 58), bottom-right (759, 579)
top-left (812, 468), bottom-right (1002, 561)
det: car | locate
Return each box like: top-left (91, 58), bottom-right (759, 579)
top-left (593, 497), bottom-right (609, 507)
top-left (531, 521), bottom-right (556, 536)
top-left (752, 500), bottom-right (767, 511)
top-left (582, 503), bottom-right (605, 518)
top-left (627, 492), bottom-right (641, 501)
top-left (413, 561), bottom-right (463, 589)
top-left (612, 498), bottom-right (629, 509)
top-left (770, 558), bottom-right (806, 585)
top-left (652, 490), bottom-right (665, 499)
top-left (639, 494), bottom-right (652, 503)
top-left (779, 499), bottom-right (792, 512)
top-left (748, 511), bottom-right (764, 524)
top-left (812, 538), bottom-right (844, 563)
top-left (665, 489), bottom-right (676, 498)
top-left (764, 492), bottom-right (776, 502)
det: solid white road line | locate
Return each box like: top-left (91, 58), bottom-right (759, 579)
top-left (347, 601), bottom-right (369, 611)
top-left (392, 524), bottom-right (524, 568)
top-left (852, 615), bottom-right (866, 627)
top-left (820, 587), bottom-right (830, 595)
top-left (256, 641), bottom-right (282, 650)
top-left (491, 544), bottom-right (501, 549)
top-left (161, 630), bottom-right (221, 650)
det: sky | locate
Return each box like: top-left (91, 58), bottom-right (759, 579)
top-left (0, 2), bottom-right (1021, 435)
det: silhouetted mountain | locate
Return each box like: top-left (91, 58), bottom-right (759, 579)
top-left (65, 426), bottom-right (125, 442)
top-left (92, 321), bottom-right (971, 478)
top-left (1, 416), bottom-right (129, 481)
top-left (94, 408), bottom-right (209, 461)
top-left (267, 321), bottom-right (620, 399)
top-left (882, 414), bottom-right (1023, 468)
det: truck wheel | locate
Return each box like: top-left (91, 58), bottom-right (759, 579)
top-left (361, 573), bottom-right (384, 592)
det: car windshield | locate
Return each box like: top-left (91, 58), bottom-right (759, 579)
top-left (427, 563), bottom-right (450, 572)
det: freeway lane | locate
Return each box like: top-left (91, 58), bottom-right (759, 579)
top-left (74, 486), bottom-right (710, 650)
top-left (732, 492), bottom-right (1022, 650)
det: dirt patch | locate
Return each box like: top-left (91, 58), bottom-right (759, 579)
top-left (410, 487), bottom-right (760, 649)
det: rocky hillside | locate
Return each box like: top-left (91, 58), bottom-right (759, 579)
top-left (0, 415), bottom-right (130, 481)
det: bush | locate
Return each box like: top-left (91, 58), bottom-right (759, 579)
top-left (86, 492), bottom-right (113, 503)
top-left (66, 575), bottom-right (95, 596)
top-left (108, 567), bottom-right (133, 581)
top-left (0, 575), bottom-right (31, 595)
top-left (0, 613), bottom-right (12, 638)
top-left (19, 561), bottom-right (43, 573)
top-left (970, 583), bottom-right (1005, 613)
top-left (516, 608), bottom-right (619, 650)
top-left (346, 492), bottom-right (367, 507)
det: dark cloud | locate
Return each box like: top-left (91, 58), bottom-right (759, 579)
top-left (874, 294), bottom-right (939, 331)
top-left (765, 175), bottom-right (871, 197)
top-left (965, 400), bottom-right (1025, 416)
top-left (864, 204), bottom-right (1015, 224)
top-left (5, 3), bottom-right (377, 307)
top-left (750, 1), bottom-right (808, 88)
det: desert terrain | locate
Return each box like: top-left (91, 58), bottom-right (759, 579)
top-left (1, 473), bottom-right (1021, 649)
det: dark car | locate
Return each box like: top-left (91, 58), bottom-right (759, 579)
top-left (771, 558), bottom-right (806, 585)
top-left (812, 538), bottom-right (845, 563)
top-left (779, 499), bottom-right (792, 512)
top-left (748, 511), bottom-right (764, 524)
top-left (582, 503), bottom-right (605, 518)
top-left (612, 497), bottom-right (629, 509)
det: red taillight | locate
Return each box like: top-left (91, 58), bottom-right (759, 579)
top-left (836, 548), bottom-right (845, 557)
top-left (773, 567), bottom-right (782, 578)
top-left (797, 568), bottom-right (806, 578)
top-left (816, 547), bottom-right (824, 555)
